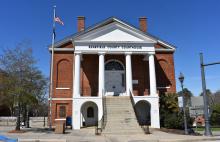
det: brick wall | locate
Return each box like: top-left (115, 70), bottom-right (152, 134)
top-left (132, 55), bottom-right (150, 96)
top-left (81, 54), bottom-right (99, 96)
top-left (50, 100), bottom-right (72, 125)
top-left (49, 42), bottom-right (74, 126)
top-left (155, 52), bottom-right (176, 94)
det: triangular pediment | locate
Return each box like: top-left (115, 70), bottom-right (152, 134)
top-left (74, 21), bottom-right (156, 43)
top-left (92, 28), bottom-right (143, 41)
top-left (51, 17), bottom-right (175, 51)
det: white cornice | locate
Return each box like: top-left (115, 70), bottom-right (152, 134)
top-left (155, 48), bottom-right (175, 52)
top-left (49, 48), bottom-right (74, 51)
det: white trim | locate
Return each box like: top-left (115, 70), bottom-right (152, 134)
top-left (50, 98), bottom-right (73, 101)
top-left (56, 88), bottom-right (70, 90)
top-left (49, 48), bottom-right (74, 51)
top-left (155, 48), bottom-right (175, 52)
top-left (157, 86), bottom-right (171, 89)
top-left (157, 40), bottom-right (176, 50)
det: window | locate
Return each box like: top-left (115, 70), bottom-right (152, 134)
top-left (57, 60), bottom-right (71, 88)
top-left (59, 106), bottom-right (66, 118)
top-left (105, 61), bottom-right (124, 70)
top-left (87, 107), bottom-right (94, 118)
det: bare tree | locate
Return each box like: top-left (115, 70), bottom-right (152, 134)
top-left (0, 41), bottom-right (48, 130)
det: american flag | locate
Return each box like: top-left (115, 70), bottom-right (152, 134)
top-left (54, 16), bottom-right (64, 25)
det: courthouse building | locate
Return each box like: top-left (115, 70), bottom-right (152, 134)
top-left (49, 17), bottom-right (176, 131)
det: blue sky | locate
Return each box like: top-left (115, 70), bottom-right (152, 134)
top-left (0, 0), bottom-right (220, 95)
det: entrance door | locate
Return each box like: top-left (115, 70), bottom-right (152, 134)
top-left (105, 60), bottom-right (125, 96)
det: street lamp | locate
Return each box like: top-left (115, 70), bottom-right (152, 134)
top-left (178, 72), bottom-right (188, 135)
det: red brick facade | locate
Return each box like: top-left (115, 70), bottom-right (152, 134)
top-left (49, 17), bottom-right (176, 126)
top-left (50, 45), bottom-right (176, 125)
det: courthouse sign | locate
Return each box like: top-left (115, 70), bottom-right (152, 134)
top-left (74, 42), bottom-right (155, 53)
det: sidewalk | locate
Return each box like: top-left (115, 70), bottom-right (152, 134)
top-left (0, 126), bottom-right (220, 142)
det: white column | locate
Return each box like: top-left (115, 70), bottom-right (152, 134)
top-left (73, 52), bottom-right (81, 98)
top-left (98, 53), bottom-right (105, 97)
top-left (72, 52), bottom-right (81, 129)
top-left (149, 53), bottom-right (157, 96)
top-left (125, 53), bottom-right (133, 95)
top-left (72, 100), bottom-right (80, 129)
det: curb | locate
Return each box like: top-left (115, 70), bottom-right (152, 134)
top-left (159, 137), bottom-right (220, 142)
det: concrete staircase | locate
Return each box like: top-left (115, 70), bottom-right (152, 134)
top-left (102, 96), bottom-right (144, 134)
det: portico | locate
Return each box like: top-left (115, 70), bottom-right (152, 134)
top-left (72, 39), bottom-right (160, 128)
top-left (73, 46), bottom-right (158, 97)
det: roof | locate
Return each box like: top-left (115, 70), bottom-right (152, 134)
top-left (50, 17), bottom-right (176, 50)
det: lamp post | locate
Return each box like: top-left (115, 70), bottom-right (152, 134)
top-left (178, 72), bottom-right (188, 135)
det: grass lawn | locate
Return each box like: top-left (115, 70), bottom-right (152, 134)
top-left (193, 127), bottom-right (220, 131)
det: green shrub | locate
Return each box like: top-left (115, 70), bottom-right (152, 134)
top-left (210, 103), bottom-right (220, 126)
top-left (163, 112), bottom-right (193, 129)
top-left (164, 113), bottom-right (184, 129)
top-left (160, 93), bottom-right (194, 129)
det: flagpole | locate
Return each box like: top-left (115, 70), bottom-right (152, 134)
top-left (49, 5), bottom-right (56, 130)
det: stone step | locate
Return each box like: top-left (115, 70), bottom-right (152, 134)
top-left (103, 129), bottom-right (143, 132)
top-left (105, 111), bottom-right (134, 113)
top-left (102, 131), bottom-right (143, 135)
top-left (102, 129), bottom-right (144, 133)
top-left (102, 96), bottom-right (143, 134)
top-left (105, 116), bottom-right (136, 119)
top-left (104, 125), bottom-right (140, 128)
top-left (104, 121), bottom-right (138, 124)
top-left (105, 113), bottom-right (135, 115)
top-left (103, 127), bottom-right (142, 130)
top-left (105, 107), bottom-right (133, 109)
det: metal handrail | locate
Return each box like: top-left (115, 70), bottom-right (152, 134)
top-left (129, 90), bottom-right (150, 134)
top-left (101, 90), bottom-right (107, 130)
top-left (129, 90), bottom-right (137, 116)
top-left (95, 89), bottom-right (106, 135)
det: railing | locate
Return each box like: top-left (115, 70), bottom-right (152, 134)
top-left (101, 90), bottom-right (107, 130)
top-left (95, 89), bottom-right (106, 135)
top-left (129, 90), bottom-right (137, 117)
top-left (129, 90), bottom-right (150, 134)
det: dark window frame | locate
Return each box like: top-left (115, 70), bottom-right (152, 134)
top-left (105, 61), bottom-right (124, 71)
top-left (59, 105), bottom-right (66, 118)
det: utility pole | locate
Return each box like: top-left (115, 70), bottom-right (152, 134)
top-left (200, 53), bottom-right (220, 136)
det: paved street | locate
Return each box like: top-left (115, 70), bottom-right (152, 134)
top-left (0, 126), bottom-right (220, 142)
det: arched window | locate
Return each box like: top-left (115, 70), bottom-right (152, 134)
top-left (87, 107), bottom-right (94, 118)
top-left (57, 59), bottom-right (71, 87)
top-left (105, 61), bottom-right (124, 70)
